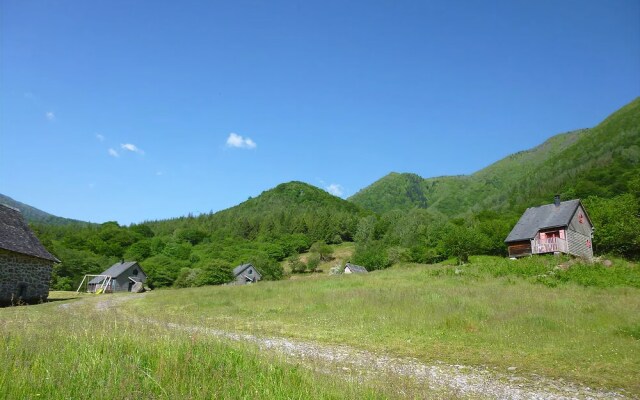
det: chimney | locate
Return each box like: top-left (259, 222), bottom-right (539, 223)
top-left (554, 195), bottom-right (561, 207)
top-left (121, 259), bottom-right (125, 264)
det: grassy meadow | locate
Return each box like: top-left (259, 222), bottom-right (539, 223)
top-left (2, 255), bottom-right (639, 398)
top-left (128, 256), bottom-right (640, 395)
top-left (0, 295), bottom-right (388, 400)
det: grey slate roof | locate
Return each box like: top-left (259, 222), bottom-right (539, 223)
top-left (233, 263), bottom-right (259, 277)
top-left (89, 261), bottom-right (140, 284)
top-left (0, 203), bottom-right (59, 262)
top-left (345, 262), bottom-right (368, 273)
top-left (505, 199), bottom-right (582, 243)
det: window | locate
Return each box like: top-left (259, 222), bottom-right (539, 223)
top-left (248, 269), bottom-right (253, 275)
top-left (133, 269), bottom-right (138, 276)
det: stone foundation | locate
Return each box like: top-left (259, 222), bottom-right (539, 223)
top-left (0, 249), bottom-right (53, 305)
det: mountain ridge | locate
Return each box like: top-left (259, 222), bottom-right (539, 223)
top-left (0, 193), bottom-right (91, 226)
top-left (349, 97), bottom-right (640, 215)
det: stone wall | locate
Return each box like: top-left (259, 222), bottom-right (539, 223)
top-left (0, 248), bottom-right (53, 305)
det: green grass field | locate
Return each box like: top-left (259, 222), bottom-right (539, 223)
top-left (129, 256), bottom-right (640, 395)
top-left (0, 296), bottom-right (386, 399)
top-left (2, 255), bottom-right (638, 398)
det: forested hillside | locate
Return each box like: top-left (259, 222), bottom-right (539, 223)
top-left (343, 98), bottom-right (640, 266)
top-left (349, 97), bottom-right (640, 216)
top-left (31, 182), bottom-right (369, 290)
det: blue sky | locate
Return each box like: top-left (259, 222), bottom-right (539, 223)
top-left (1, 0), bottom-right (639, 224)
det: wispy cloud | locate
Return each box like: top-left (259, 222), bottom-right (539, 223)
top-left (96, 133), bottom-right (105, 142)
top-left (121, 143), bottom-right (145, 155)
top-left (45, 111), bottom-right (55, 121)
top-left (108, 148), bottom-right (119, 157)
top-left (226, 133), bottom-right (257, 149)
top-left (326, 183), bottom-right (344, 197)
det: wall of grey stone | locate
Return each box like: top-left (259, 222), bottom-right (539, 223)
top-left (567, 230), bottom-right (594, 260)
top-left (0, 248), bottom-right (53, 304)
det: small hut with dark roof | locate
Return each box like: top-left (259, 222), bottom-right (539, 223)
top-left (505, 196), bottom-right (594, 259)
top-left (0, 203), bottom-right (59, 304)
top-left (88, 261), bottom-right (147, 293)
top-left (232, 263), bottom-right (261, 285)
top-left (344, 262), bottom-right (368, 274)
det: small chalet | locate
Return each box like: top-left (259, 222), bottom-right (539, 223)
top-left (505, 196), bottom-right (594, 259)
top-left (344, 262), bottom-right (368, 274)
top-left (0, 204), bottom-right (59, 304)
top-left (232, 263), bottom-right (261, 285)
top-left (88, 261), bottom-right (147, 293)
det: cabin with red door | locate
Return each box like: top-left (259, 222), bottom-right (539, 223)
top-left (505, 196), bottom-right (594, 259)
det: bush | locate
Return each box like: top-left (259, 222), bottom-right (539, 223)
top-left (310, 241), bottom-right (333, 261)
top-left (250, 255), bottom-right (284, 281)
top-left (289, 255), bottom-right (307, 274)
top-left (306, 254), bottom-right (321, 272)
top-left (352, 242), bottom-right (391, 270)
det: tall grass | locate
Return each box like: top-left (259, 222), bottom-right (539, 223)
top-left (0, 301), bottom-right (384, 399)
top-left (132, 256), bottom-right (640, 394)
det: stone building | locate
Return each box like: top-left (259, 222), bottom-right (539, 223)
top-left (0, 204), bottom-right (59, 305)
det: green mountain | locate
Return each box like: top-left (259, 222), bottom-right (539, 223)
top-left (349, 97), bottom-right (640, 215)
top-left (148, 181), bottom-right (368, 242)
top-left (0, 193), bottom-right (89, 225)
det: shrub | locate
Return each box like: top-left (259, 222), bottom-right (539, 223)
top-left (306, 254), bottom-right (321, 272)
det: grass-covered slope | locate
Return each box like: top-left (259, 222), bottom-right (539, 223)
top-left (349, 97), bottom-right (640, 215)
top-left (131, 256), bottom-right (640, 395)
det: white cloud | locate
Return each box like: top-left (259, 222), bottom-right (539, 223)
top-left (326, 183), bottom-right (344, 197)
top-left (156, 171), bottom-right (163, 176)
top-left (121, 143), bottom-right (145, 155)
top-left (96, 134), bottom-right (105, 142)
top-left (45, 111), bottom-right (55, 121)
top-left (108, 148), bottom-right (119, 157)
top-left (226, 132), bottom-right (257, 149)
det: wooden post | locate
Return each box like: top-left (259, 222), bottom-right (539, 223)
top-left (76, 275), bottom-right (88, 293)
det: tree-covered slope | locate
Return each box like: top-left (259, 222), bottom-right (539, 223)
top-left (349, 97), bottom-right (640, 215)
top-left (0, 193), bottom-right (90, 225)
top-left (34, 182), bottom-right (369, 290)
top-left (147, 181), bottom-right (367, 241)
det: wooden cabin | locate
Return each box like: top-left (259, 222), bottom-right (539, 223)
top-left (232, 263), bottom-right (261, 285)
top-left (505, 196), bottom-right (594, 259)
top-left (88, 261), bottom-right (147, 293)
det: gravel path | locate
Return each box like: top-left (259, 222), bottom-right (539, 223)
top-left (148, 319), bottom-right (627, 400)
top-left (60, 295), bottom-right (628, 399)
